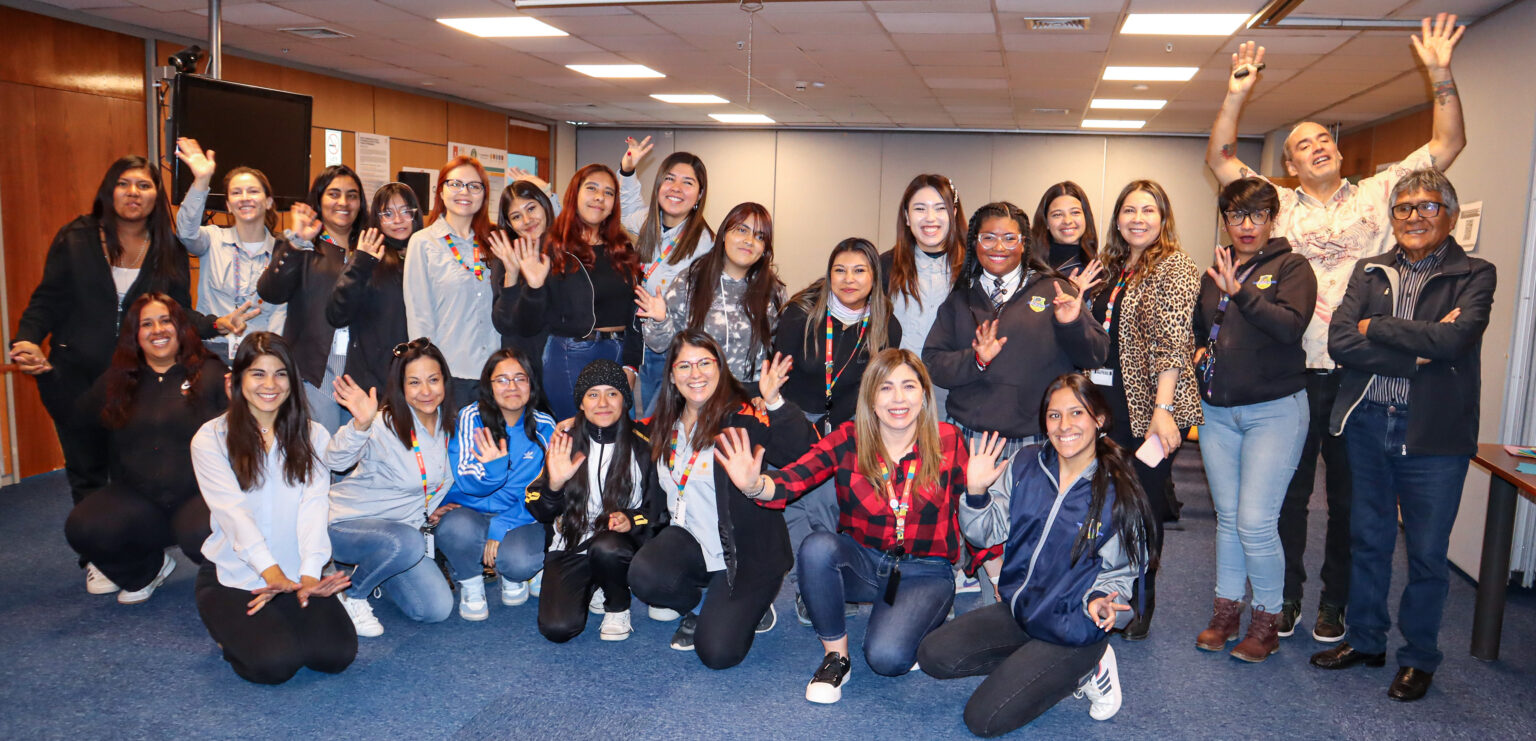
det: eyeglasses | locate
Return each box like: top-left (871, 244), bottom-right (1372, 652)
top-left (1222, 209), bottom-right (1273, 226)
top-left (727, 223), bottom-right (766, 244)
top-left (378, 206), bottom-right (418, 222)
top-left (491, 374), bottom-right (530, 388)
top-left (672, 358), bottom-right (718, 375)
top-left (1390, 201), bottom-right (1445, 220)
top-left (977, 233), bottom-right (1023, 249)
top-left (443, 179), bottom-right (486, 195)
top-left (392, 337), bottom-right (431, 357)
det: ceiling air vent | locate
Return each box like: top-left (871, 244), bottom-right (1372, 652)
top-left (280, 27), bottom-right (354, 40)
top-left (1032, 108), bottom-right (1072, 115)
top-left (1024, 17), bottom-right (1089, 31)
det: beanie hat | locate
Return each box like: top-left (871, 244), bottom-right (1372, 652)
top-left (573, 359), bottom-right (633, 412)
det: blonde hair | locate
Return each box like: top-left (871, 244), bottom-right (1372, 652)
top-left (854, 349), bottom-right (943, 493)
top-left (1100, 179), bottom-right (1182, 287)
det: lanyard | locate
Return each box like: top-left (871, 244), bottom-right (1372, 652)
top-left (642, 232), bottom-right (680, 283)
top-left (444, 233), bottom-right (484, 281)
top-left (666, 427), bottom-right (703, 524)
top-left (878, 456), bottom-right (916, 553)
top-left (318, 230), bottom-right (341, 250)
top-left (1200, 262), bottom-right (1262, 395)
top-left (410, 430), bottom-right (443, 517)
top-left (1101, 267), bottom-right (1135, 332)
top-left (824, 313), bottom-right (870, 408)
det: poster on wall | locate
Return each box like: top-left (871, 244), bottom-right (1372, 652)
top-left (1456, 200), bottom-right (1482, 252)
top-left (448, 141), bottom-right (508, 215)
top-left (355, 133), bottom-right (391, 206)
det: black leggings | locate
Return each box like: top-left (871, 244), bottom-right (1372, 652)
top-left (64, 485), bottom-right (210, 591)
top-left (919, 602), bottom-right (1107, 738)
top-left (630, 526), bottom-right (784, 670)
top-left (537, 531), bottom-right (638, 643)
top-left (193, 563), bottom-right (357, 685)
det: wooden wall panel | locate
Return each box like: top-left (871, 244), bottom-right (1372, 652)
top-left (507, 122), bottom-right (551, 179)
top-left (1, 7), bottom-right (142, 100)
top-left (376, 87), bottom-right (447, 143)
top-left (447, 103), bottom-right (506, 148)
top-left (391, 140), bottom-right (450, 173)
top-left (1371, 107), bottom-right (1432, 166)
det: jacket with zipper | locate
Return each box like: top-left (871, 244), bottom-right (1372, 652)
top-left (1327, 237), bottom-right (1495, 455)
top-left (495, 248), bottom-right (643, 368)
top-left (1192, 239), bottom-right (1316, 407)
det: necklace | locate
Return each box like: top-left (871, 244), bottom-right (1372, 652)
top-left (116, 232), bottom-right (149, 268)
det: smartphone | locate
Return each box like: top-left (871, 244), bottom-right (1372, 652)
top-left (1135, 434), bottom-right (1166, 467)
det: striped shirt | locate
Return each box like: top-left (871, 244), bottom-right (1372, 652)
top-left (1366, 242), bottom-right (1448, 405)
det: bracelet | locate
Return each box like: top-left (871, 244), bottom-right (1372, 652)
top-left (975, 351), bottom-right (991, 370)
top-left (748, 474), bottom-right (769, 497)
top-left (1154, 402), bottom-right (1175, 413)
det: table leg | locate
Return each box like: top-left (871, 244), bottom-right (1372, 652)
top-left (1472, 477), bottom-right (1519, 661)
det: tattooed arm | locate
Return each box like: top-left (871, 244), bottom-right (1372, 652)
top-left (1414, 13), bottom-right (1467, 169)
top-left (1206, 40), bottom-right (1265, 186)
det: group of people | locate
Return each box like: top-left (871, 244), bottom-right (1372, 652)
top-left (6, 14), bottom-right (1496, 736)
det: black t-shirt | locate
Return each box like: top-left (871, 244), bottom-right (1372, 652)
top-left (1089, 285), bottom-right (1122, 372)
top-left (589, 250), bottom-right (633, 327)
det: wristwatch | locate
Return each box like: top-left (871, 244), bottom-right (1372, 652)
top-left (1154, 403), bottom-right (1176, 413)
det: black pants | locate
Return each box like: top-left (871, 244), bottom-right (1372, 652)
top-left (1278, 370), bottom-right (1352, 607)
top-left (35, 369), bottom-right (108, 505)
top-left (193, 563), bottom-right (357, 685)
top-left (919, 602), bottom-right (1107, 738)
top-left (630, 526), bottom-right (784, 670)
top-left (63, 484), bottom-right (210, 590)
top-left (537, 531), bottom-right (638, 643)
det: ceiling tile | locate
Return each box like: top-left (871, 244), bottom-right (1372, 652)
top-left (876, 13), bottom-right (996, 35)
top-left (1002, 31), bottom-right (1112, 53)
top-left (892, 33), bottom-right (1001, 52)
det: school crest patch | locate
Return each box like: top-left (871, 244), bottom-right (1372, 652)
top-left (1029, 295), bottom-right (1048, 312)
top-left (1254, 275), bottom-right (1274, 290)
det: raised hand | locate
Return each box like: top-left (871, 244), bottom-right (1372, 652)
top-left (1412, 13), bottom-right (1463, 73)
top-left (332, 374), bottom-right (379, 428)
top-left (515, 236), bottom-right (551, 289)
top-left (357, 227), bottom-right (385, 260)
top-left (1051, 280), bottom-right (1086, 324)
top-left (295, 571), bottom-right (351, 608)
top-left (633, 284), bottom-right (666, 322)
top-left (1206, 246), bottom-right (1242, 295)
top-left (545, 430), bottom-right (587, 490)
top-left (289, 202), bottom-right (323, 244)
top-left (1068, 259), bottom-right (1105, 295)
top-left (972, 318), bottom-right (1007, 365)
top-left (713, 427), bottom-right (766, 494)
top-left (487, 230), bottom-right (518, 285)
top-left (620, 135), bottom-right (655, 173)
top-left (1228, 40), bottom-right (1266, 96)
top-left (216, 299), bottom-right (263, 336)
top-left (472, 426), bottom-right (509, 463)
top-left (175, 137), bottom-right (217, 185)
top-left (758, 352), bottom-right (793, 406)
top-left (966, 431), bottom-right (1011, 495)
top-left (507, 167), bottom-right (551, 193)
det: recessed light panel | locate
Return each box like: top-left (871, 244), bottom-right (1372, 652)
top-left (1102, 66), bottom-right (1199, 82)
top-left (1121, 14), bottom-right (1249, 36)
top-left (1090, 98), bottom-right (1167, 110)
top-left (1082, 119), bottom-right (1147, 129)
top-left (652, 94), bottom-right (730, 104)
top-left (436, 17), bottom-right (567, 38)
top-left (566, 64), bottom-right (665, 79)
top-left (709, 113), bottom-right (775, 124)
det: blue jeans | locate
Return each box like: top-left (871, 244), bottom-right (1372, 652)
top-left (784, 410), bottom-right (839, 590)
top-left (328, 518), bottom-right (453, 623)
top-left (543, 335), bottom-right (623, 422)
top-left (1343, 402), bottom-right (1470, 672)
top-left (302, 351), bottom-right (352, 436)
top-left (436, 509), bottom-right (545, 583)
top-left (638, 346), bottom-right (667, 417)
top-left (798, 531), bottom-right (955, 676)
top-left (1198, 391), bottom-right (1308, 612)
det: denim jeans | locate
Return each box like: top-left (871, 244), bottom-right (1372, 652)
top-left (1344, 402), bottom-right (1470, 672)
top-left (784, 410), bottom-right (839, 591)
top-left (543, 335), bottom-right (624, 422)
top-left (436, 509), bottom-right (545, 583)
top-left (1198, 390), bottom-right (1308, 612)
top-left (638, 346), bottom-right (667, 417)
top-left (798, 531), bottom-right (956, 676)
top-left (328, 518), bottom-right (453, 623)
top-left (302, 351), bottom-right (352, 436)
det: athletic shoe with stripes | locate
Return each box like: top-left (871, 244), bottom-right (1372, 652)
top-left (1074, 644), bottom-right (1123, 721)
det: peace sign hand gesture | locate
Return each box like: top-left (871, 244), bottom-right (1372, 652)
top-left (1051, 280), bottom-right (1086, 324)
top-left (621, 136), bottom-right (655, 173)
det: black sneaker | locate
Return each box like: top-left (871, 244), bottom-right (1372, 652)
top-left (1313, 603), bottom-right (1346, 643)
top-left (795, 594), bottom-right (812, 626)
top-left (669, 613), bottom-right (698, 651)
top-left (1276, 599), bottom-right (1302, 638)
top-left (756, 604), bottom-right (777, 633)
top-left (805, 652), bottom-right (852, 704)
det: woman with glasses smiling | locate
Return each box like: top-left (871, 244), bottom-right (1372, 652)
top-left (404, 157), bottom-right (500, 406)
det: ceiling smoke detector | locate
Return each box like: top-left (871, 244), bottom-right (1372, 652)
top-left (280, 27), bottom-right (354, 40)
top-left (1024, 17), bottom-right (1090, 31)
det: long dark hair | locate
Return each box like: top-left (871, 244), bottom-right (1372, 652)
top-left (494, 179), bottom-right (555, 280)
top-left (304, 165), bottom-right (368, 248)
top-left (649, 330), bottom-right (752, 462)
top-left (962, 201), bottom-right (1057, 287)
top-left (1030, 181), bottom-right (1099, 267)
top-left (226, 332), bottom-right (318, 491)
top-left (681, 202), bottom-right (783, 367)
top-left (887, 173), bottom-right (966, 309)
top-left (789, 237), bottom-right (894, 360)
top-left (557, 375), bottom-right (642, 548)
top-left (476, 347), bottom-right (545, 449)
top-left (366, 182), bottom-right (417, 281)
top-left (1037, 373), bottom-right (1160, 570)
top-left (635, 151), bottom-right (711, 266)
top-left (92, 155), bottom-right (179, 276)
top-left (546, 164), bottom-right (638, 283)
top-left (100, 292), bottom-right (212, 428)
top-left (381, 339), bottom-right (456, 448)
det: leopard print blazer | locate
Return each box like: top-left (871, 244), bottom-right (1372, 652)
top-left (1117, 249), bottom-right (1203, 436)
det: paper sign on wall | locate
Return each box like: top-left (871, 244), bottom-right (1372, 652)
top-left (448, 141), bottom-right (508, 215)
top-left (324, 129), bottom-right (343, 167)
top-left (355, 133), bottom-right (391, 206)
top-left (1456, 200), bottom-right (1482, 252)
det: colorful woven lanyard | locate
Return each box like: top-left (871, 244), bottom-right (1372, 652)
top-left (824, 313), bottom-right (870, 406)
top-left (318, 230), bottom-right (341, 250)
top-left (410, 431), bottom-right (441, 518)
top-left (642, 232), bottom-right (680, 283)
top-left (879, 456), bottom-right (917, 553)
top-left (444, 233), bottom-right (484, 281)
top-left (1101, 267), bottom-right (1135, 332)
top-left (666, 427), bottom-right (703, 522)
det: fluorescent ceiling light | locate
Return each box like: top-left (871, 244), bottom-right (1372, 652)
top-left (1121, 14), bottom-right (1250, 36)
top-left (1082, 119), bottom-right (1146, 129)
top-left (652, 94), bottom-right (729, 104)
top-left (1102, 66), bottom-right (1199, 82)
top-left (1090, 98), bottom-right (1167, 110)
top-left (436, 17), bottom-right (567, 38)
top-left (710, 113), bottom-right (775, 124)
top-left (566, 64), bottom-right (665, 79)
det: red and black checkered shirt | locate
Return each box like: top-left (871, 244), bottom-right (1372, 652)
top-left (759, 420), bottom-right (968, 562)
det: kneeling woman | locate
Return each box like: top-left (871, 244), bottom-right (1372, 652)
top-left (716, 349), bottom-right (966, 703)
top-left (526, 359), bottom-right (660, 642)
top-left (66, 293), bottom-right (228, 603)
top-left (190, 332), bottom-right (354, 685)
top-left (325, 339), bottom-right (458, 636)
top-left (917, 374), bottom-right (1159, 736)
top-left (628, 330), bottom-right (814, 668)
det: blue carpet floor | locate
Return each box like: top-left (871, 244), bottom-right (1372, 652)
top-left (2, 444), bottom-right (1533, 739)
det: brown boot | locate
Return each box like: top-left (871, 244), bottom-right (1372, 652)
top-left (1195, 598), bottom-right (1244, 651)
top-left (1231, 607), bottom-right (1281, 662)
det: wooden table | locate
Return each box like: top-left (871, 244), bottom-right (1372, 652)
top-left (1470, 443), bottom-right (1536, 661)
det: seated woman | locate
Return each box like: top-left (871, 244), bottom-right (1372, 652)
top-left (190, 332), bottom-right (355, 685)
top-left (325, 338), bottom-right (457, 637)
top-left (525, 359), bottom-right (660, 643)
top-left (715, 349), bottom-right (966, 703)
top-left (628, 330), bottom-right (815, 668)
top-left (65, 293), bottom-right (228, 603)
top-left (917, 373), bottom-right (1160, 736)
top-left (436, 347), bottom-right (557, 621)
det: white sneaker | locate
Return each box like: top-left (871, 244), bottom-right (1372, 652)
top-left (648, 605), bottom-right (681, 622)
top-left (458, 578), bottom-right (489, 621)
top-left (117, 554), bottom-right (175, 605)
top-left (599, 609), bottom-right (633, 641)
top-left (339, 592), bottom-right (385, 637)
top-left (85, 563), bottom-right (119, 595)
top-left (955, 568), bottom-right (981, 594)
top-left (530, 569), bottom-right (543, 598)
top-left (805, 652), bottom-right (852, 704)
top-left (589, 588), bottom-right (606, 615)
top-left (500, 576), bottom-right (530, 606)
top-left (1074, 644), bottom-right (1123, 721)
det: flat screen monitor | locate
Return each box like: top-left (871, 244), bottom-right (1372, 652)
top-left (171, 74), bottom-right (312, 211)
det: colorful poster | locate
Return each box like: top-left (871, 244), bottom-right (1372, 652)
top-left (448, 142), bottom-right (508, 213)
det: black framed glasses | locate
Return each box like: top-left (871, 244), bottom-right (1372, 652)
top-left (443, 179), bottom-right (485, 194)
top-left (1222, 209), bottom-right (1272, 226)
top-left (1390, 201), bottom-right (1445, 220)
top-left (393, 337), bottom-right (431, 357)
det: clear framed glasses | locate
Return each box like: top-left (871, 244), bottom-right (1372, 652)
top-left (1222, 209), bottom-right (1273, 226)
top-left (673, 358), bottom-right (718, 375)
top-left (491, 374), bottom-right (530, 388)
top-left (728, 223), bottom-right (765, 244)
top-left (1390, 201), bottom-right (1444, 220)
top-left (977, 232), bottom-right (1023, 249)
top-left (443, 179), bottom-right (486, 195)
top-left (377, 206), bottom-right (418, 222)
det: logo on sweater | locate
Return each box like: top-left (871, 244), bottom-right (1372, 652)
top-left (1029, 295), bottom-right (1048, 312)
top-left (523, 450), bottom-right (537, 460)
top-left (1254, 274), bottom-right (1274, 290)
top-left (1076, 519), bottom-right (1103, 539)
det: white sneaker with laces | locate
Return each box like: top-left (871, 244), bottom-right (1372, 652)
top-left (458, 577), bottom-right (489, 621)
top-left (648, 605), bottom-right (681, 622)
top-left (599, 609), bottom-right (633, 641)
top-left (117, 554), bottom-right (175, 605)
top-left (1074, 644), bottom-right (1123, 721)
top-left (500, 576), bottom-right (530, 606)
top-left (339, 591), bottom-right (385, 637)
top-left (85, 563), bottom-right (119, 595)
top-left (589, 588), bottom-right (606, 615)
top-left (955, 568), bottom-right (981, 594)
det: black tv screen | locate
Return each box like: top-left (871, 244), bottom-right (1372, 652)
top-left (171, 75), bottom-right (312, 211)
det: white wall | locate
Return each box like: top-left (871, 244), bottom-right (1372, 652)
top-left (574, 128), bottom-right (1257, 292)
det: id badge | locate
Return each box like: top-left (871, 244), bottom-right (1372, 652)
top-left (331, 327), bottom-right (350, 356)
top-left (1089, 368), bottom-right (1114, 387)
top-left (421, 524), bottom-right (436, 558)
